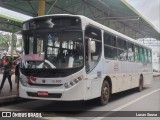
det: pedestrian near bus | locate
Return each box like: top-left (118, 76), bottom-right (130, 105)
top-left (0, 56), bottom-right (5, 73)
top-left (14, 57), bottom-right (20, 95)
top-left (0, 56), bottom-right (12, 93)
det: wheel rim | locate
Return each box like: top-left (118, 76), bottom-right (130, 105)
top-left (102, 82), bottom-right (110, 102)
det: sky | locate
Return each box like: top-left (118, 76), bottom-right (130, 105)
top-left (0, 0), bottom-right (159, 31)
top-left (126, 0), bottom-right (160, 32)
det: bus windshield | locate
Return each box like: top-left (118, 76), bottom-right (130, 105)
top-left (22, 31), bottom-right (84, 69)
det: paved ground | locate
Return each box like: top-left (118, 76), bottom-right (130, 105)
top-left (0, 73), bottom-right (18, 104)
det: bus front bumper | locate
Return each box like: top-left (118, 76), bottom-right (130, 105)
top-left (19, 82), bottom-right (85, 101)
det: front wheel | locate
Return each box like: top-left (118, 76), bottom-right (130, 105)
top-left (137, 76), bottom-right (143, 92)
top-left (98, 80), bottom-right (110, 106)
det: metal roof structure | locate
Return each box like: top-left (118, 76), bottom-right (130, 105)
top-left (0, 17), bottom-right (22, 32)
top-left (0, 0), bottom-right (159, 40)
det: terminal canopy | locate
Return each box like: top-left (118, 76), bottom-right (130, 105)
top-left (0, 0), bottom-right (159, 40)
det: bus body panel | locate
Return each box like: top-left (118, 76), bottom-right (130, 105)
top-left (85, 58), bottom-right (104, 99)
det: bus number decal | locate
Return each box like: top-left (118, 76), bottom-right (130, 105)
top-left (52, 80), bottom-right (62, 84)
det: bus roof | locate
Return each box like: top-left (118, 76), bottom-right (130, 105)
top-left (25, 14), bottom-right (151, 50)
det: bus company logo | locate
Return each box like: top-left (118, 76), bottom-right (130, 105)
top-left (2, 112), bottom-right (11, 117)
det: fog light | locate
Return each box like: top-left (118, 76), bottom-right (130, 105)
top-left (74, 79), bottom-right (79, 83)
top-left (70, 81), bottom-right (74, 86)
top-left (64, 83), bottom-right (69, 88)
top-left (64, 76), bottom-right (83, 89)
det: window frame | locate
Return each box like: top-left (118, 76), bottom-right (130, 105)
top-left (85, 25), bottom-right (102, 73)
top-left (127, 42), bottom-right (135, 62)
top-left (139, 47), bottom-right (144, 63)
top-left (117, 37), bottom-right (127, 61)
top-left (103, 32), bottom-right (117, 60)
top-left (134, 44), bottom-right (140, 62)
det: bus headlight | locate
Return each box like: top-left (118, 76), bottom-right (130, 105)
top-left (64, 76), bottom-right (83, 88)
top-left (19, 76), bottom-right (28, 87)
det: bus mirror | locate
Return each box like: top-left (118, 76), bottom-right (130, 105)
top-left (88, 38), bottom-right (96, 53)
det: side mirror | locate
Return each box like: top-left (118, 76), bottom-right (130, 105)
top-left (88, 38), bottom-right (96, 53)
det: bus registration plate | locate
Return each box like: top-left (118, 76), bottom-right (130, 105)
top-left (37, 91), bottom-right (48, 96)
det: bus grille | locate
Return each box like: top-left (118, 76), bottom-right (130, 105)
top-left (27, 92), bottom-right (62, 98)
top-left (28, 83), bottom-right (63, 87)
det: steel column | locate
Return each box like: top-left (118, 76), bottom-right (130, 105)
top-left (38, 0), bottom-right (45, 16)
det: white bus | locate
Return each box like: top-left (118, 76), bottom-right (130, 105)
top-left (19, 14), bottom-right (152, 105)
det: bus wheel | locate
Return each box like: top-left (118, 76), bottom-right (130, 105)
top-left (137, 76), bottom-right (143, 92)
top-left (99, 80), bottom-right (110, 106)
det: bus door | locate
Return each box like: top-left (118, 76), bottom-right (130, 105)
top-left (85, 26), bottom-right (102, 99)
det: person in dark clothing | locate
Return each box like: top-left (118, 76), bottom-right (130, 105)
top-left (15, 62), bottom-right (20, 95)
top-left (14, 57), bottom-right (20, 95)
top-left (0, 56), bottom-right (12, 93)
top-left (15, 63), bottom-right (20, 83)
top-left (0, 56), bottom-right (5, 73)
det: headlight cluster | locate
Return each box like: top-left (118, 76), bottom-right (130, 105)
top-left (20, 75), bottom-right (37, 87)
top-left (64, 76), bottom-right (83, 88)
top-left (19, 76), bottom-right (28, 87)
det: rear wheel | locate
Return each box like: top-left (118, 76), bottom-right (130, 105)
top-left (99, 80), bottom-right (110, 105)
top-left (137, 75), bottom-right (143, 92)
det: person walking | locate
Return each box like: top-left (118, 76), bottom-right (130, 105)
top-left (0, 56), bottom-right (12, 93)
top-left (14, 57), bottom-right (20, 95)
top-left (0, 56), bottom-right (5, 73)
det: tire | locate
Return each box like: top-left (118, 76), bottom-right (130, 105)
top-left (137, 75), bottom-right (143, 92)
top-left (99, 80), bottom-right (110, 106)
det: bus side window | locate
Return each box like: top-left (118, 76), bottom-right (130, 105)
top-left (104, 46), bottom-right (117, 59)
top-left (144, 48), bottom-right (148, 63)
top-left (139, 47), bottom-right (144, 62)
top-left (128, 48), bottom-right (133, 61)
top-left (148, 49), bottom-right (152, 63)
top-left (104, 33), bottom-right (117, 59)
top-left (135, 45), bottom-right (140, 62)
top-left (127, 42), bottom-right (134, 62)
top-left (117, 38), bottom-right (127, 61)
